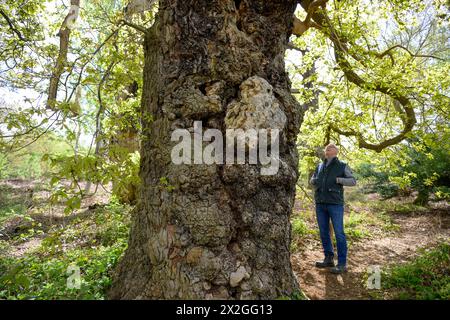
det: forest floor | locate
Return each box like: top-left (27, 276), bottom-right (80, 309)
top-left (290, 190), bottom-right (450, 299)
top-left (0, 179), bottom-right (111, 257)
top-left (0, 179), bottom-right (449, 299)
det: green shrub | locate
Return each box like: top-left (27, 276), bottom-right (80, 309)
top-left (382, 243), bottom-right (450, 300)
top-left (0, 201), bottom-right (131, 300)
top-left (0, 185), bottom-right (28, 225)
top-left (292, 217), bottom-right (313, 238)
top-left (355, 163), bottom-right (400, 199)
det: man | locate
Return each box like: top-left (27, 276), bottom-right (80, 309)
top-left (310, 143), bottom-right (357, 274)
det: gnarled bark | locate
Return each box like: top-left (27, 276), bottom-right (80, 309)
top-left (109, 0), bottom-right (303, 300)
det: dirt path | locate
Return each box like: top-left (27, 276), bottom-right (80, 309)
top-left (291, 208), bottom-right (450, 299)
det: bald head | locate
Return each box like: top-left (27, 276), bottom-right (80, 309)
top-left (324, 143), bottom-right (339, 160)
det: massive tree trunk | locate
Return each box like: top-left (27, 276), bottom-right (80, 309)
top-left (109, 0), bottom-right (304, 299)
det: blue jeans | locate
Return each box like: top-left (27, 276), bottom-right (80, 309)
top-left (315, 203), bottom-right (347, 266)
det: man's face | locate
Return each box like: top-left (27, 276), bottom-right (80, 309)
top-left (324, 145), bottom-right (338, 159)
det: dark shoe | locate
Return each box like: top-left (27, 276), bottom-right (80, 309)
top-left (330, 265), bottom-right (347, 274)
top-left (315, 255), bottom-right (335, 268)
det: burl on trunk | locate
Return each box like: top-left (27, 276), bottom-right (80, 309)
top-left (109, 0), bottom-right (304, 299)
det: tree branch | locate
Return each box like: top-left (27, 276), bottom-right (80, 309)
top-left (298, 0), bottom-right (417, 152)
top-left (377, 44), bottom-right (445, 62)
top-left (0, 9), bottom-right (28, 42)
top-left (292, 0), bottom-right (327, 37)
top-left (66, 28), bottom-right (120, 103)
top-left (46, 0), bottom-right (80, 110)
top-left (120, 19), bottom-right (147, 33)
top-left (286, 42), bottom-right (306, 53)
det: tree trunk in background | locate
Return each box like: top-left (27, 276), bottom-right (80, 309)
top-left (110, 81), bottom-right (140, 204)
top-left (110, 0), bottom-right (304, 299)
